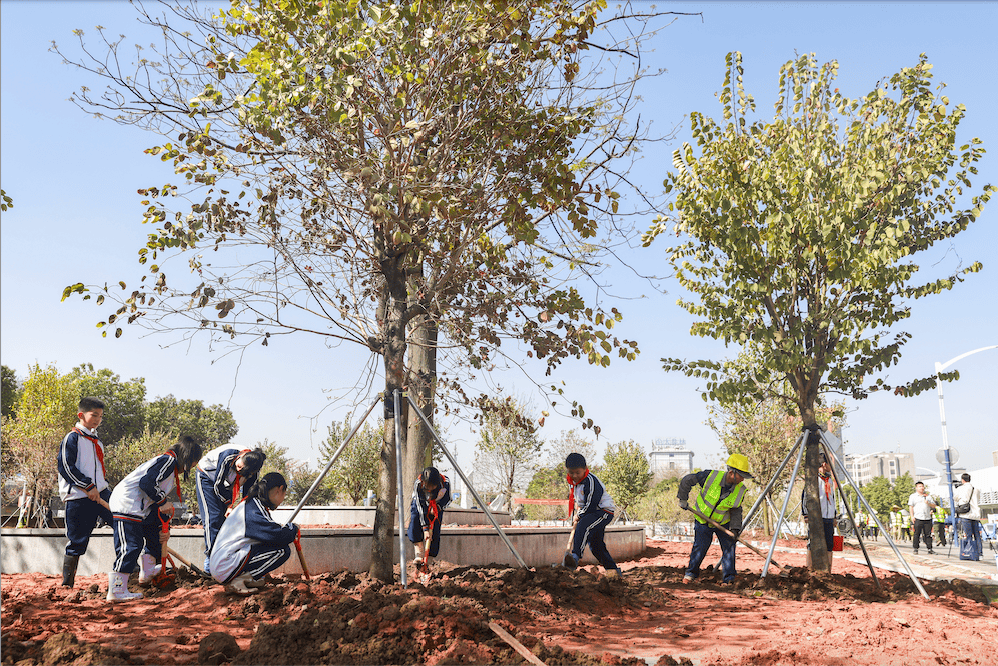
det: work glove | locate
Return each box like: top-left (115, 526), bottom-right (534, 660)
top-left (730, 528), bottom-right (741, 539)
top-left (678, 500), bottom-right (689, 510)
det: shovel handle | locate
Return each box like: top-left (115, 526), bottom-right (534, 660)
top-left (686, 506), bottom-right (786, 571)
top-left (294, 534), bottom-right (311, 580)
top-left (167, 547), bottom-right (205, 576)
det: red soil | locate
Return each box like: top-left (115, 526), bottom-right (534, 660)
top-left (2, 538), bottom-right (994, 665)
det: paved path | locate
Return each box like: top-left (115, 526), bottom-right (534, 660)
top-left (838, 536), bottom-right (998, 589)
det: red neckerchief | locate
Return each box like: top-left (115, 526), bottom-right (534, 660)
top-left (73, 427), bottom-right (106, 478)
top-left (566, 469), bottom-right (590, 517)
top-left (425, 475), bottom-right (447, 529)
top-left (164, 450), bottom-right (183, 502)
top-left (229, 449), bottom-right (252, 510)
top-left (820, 473), bottom-right (832, 501)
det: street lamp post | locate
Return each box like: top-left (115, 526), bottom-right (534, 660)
top-left (935, 344), bottom-right (998, 529)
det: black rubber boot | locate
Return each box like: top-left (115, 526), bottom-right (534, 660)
top-left (62, 554), bottom-right (80, 588)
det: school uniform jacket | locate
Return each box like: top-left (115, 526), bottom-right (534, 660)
top-left (196, 446), bottom-right (255, 504)
top-left (56, 423), bottom-right (109, 502)
top-left (411, 477), bottom-right (452, 529)
top-left (209, 497), bottom-right (299, 583)
top-left (109, 454), bottom-right (178, 521)
top-left (572, 472), bottom-right (616, 516)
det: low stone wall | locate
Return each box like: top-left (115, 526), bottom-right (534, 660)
top-left (269, 506), bottom-right (512, 527)
top-left (1, 525), bottom-right (644, 576)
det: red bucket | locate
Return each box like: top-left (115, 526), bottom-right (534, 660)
top-left (833, 535), bottom-right (843, 552)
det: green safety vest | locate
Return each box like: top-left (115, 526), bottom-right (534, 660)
top-left (900, 511), bottom-right (910, 528)
top-left (694, 470), bottom-right (745, 527)
top-left (933, 505), bottom-right (946, 523)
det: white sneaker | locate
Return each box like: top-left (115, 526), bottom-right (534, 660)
top-left (224, 574), bottom-right (259, 596)
top-left (138, 554), bottom-right (162, 584)
top-left (106, 571), bottom-right (143, 602)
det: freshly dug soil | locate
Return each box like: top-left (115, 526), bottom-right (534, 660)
top-left (2, 539), bottom-right (995, 665)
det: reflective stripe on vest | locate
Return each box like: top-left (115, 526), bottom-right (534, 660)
top-left (693, 470), bottom-right (745, 526)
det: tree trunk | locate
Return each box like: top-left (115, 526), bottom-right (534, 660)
top-left (370, 267), bottom-right (409, 582)
top-left (404, 312), bottom-right (437, 491)
top-left (803, 428), bottom-right (831, 571)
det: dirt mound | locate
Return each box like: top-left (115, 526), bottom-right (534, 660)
top-left (235, 565), bottom-right (666, 665)
top-left (2, 539), bottom-right (995, 666)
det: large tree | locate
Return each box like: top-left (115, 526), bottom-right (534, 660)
top-left (57, 0), bottom-right (680, 579)
top-left (644, 52), bottom-right (994, 571)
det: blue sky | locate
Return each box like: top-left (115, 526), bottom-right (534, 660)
top-left (2, 1), bottom-right (996, 477)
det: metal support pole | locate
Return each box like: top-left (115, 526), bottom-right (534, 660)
top-left (743, 431), bottom-right (807, 528)
top-left (406, 393), bottom-right (528, 568)
top-left (762, 435), bottom-right (805, 578)
top-left (284, 395), bottom-right (382, 525)
top-left (819, 432), bottom-right (929, 600)
top-left (394, 390), bottom-right (408, 587)
top-left (817, 434), bottom-right (882, 590)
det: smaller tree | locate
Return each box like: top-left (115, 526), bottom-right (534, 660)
top-left (859, 477), bottom-right (895, 520)
top-left (1, 365), bottom-right (19, 419)
top-left (0, 364), bottom-right (79, 525)
top-left (322, 415), bottom-right (383, 506)
top-left (601, 440), bottom-right (653, 518)
top-left (543, 429), bottom-right (598, 469)
top-left (523, 466), bottom-right (568, 522)
top-left (473, 396), bottom-right (543, 513)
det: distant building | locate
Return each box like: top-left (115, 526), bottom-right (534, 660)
top-left (649, 438), bottom-right (694, 475)
top-left (843, 451), bottom-right (915, 486)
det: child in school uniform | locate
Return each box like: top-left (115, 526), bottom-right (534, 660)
top-left (563, 453), bottom-right (621, 576)
top-left (209, 472), bottom-right (300, 595)
top-left (56, 397), bottom-right (113, 588)
top-left (194, 445), bottom-right (266, 575)
top-left (106, 436), bottom-right (202, 602)
top-left (407, 467), bottom-right (451, 574)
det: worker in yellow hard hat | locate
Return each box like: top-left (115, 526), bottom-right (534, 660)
top-left (676, 453), bottom-right (753, 586)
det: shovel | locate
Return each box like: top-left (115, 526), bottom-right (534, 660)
top-left (685, 505), bottom-right (789, 574)
top-left (561, 520), bottom-right (579, 568)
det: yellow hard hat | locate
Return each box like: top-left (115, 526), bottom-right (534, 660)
top-left (726, 453), bottom-right (753, 479)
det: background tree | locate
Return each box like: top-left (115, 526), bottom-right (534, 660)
top-left (0, 364), bottom-right (78, 525)
top-left (321, 415), bottom-right (383, 506)
top-left (1, 365), bottom-right (19, 419)
top-left (522, 466), bottom-right (568, 522)
top-left (69, 363), bottom-right (147, 447)
top-left (644, 52), bottom-right (994, 571)
top-left (859, 477), bottom-right (895, 521)
top-left (286, 465), bottom-right (338, 506)
top-left (600, 440), bottom-right (652, 519)
top-left (634, 475), bottom-right (688, 535)
top-left (57, 0), bottom-right (685, 580)
top-left (473, 396), bottom-right (543, 513)
top-left (543, 429), bottom-right (598, 470)
top-left (146, 395), bottom-right (238, 449)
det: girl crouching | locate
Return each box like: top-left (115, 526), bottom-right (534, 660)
top-left (210, 472), bottom-right (299, 595)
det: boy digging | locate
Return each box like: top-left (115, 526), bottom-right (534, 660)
top-left (564, 453), bottom-right (622, 576)
top-left (56, 397), bottom-right (113, 588)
